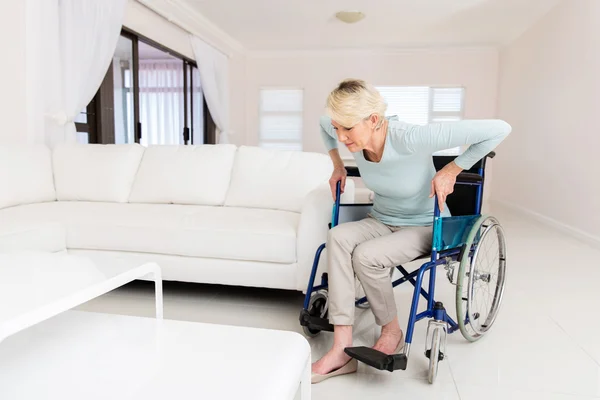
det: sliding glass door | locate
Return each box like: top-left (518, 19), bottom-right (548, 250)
top-left (138, 41), bottom-right (184, 145)
top-left (80, 28), bottom-right (213, 145)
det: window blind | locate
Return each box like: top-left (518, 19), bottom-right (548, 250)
top-left (376, 86), bottom-right (465, 155)
top-left (432, 87), bottom-right (463, 113)
top-left (259, 89), bottom-right (303, 151)
top-left (377, 86), bottom-right (430, 125)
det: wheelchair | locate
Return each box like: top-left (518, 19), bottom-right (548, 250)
top-left (299, 152), bottom-right (506, 384)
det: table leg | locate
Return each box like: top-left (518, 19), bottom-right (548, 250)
top-left (301, 356), bottom-right (311, 399)
top-left (150, 264), bottom-right (163, 320)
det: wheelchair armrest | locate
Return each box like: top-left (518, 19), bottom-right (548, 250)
top-left (456, 172), bottom-right (483, 184)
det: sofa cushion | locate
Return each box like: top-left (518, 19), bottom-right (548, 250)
top-left (0, 145), bottom-right (56, 210)
top-left (0, 223), bottom-right (66, 253)
top-left (52, 144), bottom-right (144, 203)
top-left (224, 146), bottom-right (333, 213)
top-left (128, 144), bottom-right (237, 206)
top-left (0, 202), bottom-right (299, 264)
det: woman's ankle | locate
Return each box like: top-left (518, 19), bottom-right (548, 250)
top-left (332, 341), bottom-right (353, 352)
top-left (333, 325), bottom-right (353, 348)
top-left (381, 318), bottom-right (401, 335)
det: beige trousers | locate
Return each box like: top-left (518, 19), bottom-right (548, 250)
top-left (327, 215), bottom-right (433, 326)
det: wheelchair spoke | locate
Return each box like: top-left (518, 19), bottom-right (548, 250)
top-left (481, 238), bottom-right (495, 274)
top-left (481, 285), bottom-right (493, 318)
top-left (476, 268), bottom-right (493, 314)
top-left (473, 285), bottom-right (489, 328)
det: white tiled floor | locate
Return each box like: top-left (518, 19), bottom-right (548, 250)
top-left (77, 204), bottom-right (600, 399)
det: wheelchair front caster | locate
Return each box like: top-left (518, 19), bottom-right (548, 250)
top-left (300, 291), bottom-right (329, 338)
top-left (426, 302), bottom-right (448, 384)
top-left (426, 327), bottom-right (444, 383)
top-left (302, 324), bottom-right (320, 338)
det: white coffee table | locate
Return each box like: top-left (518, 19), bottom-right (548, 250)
top-left (0, 311), bottom-right (311, 399)
top-left (0, 252), bottom-right (311, 399)
top-left (0, 251), bottom-right (163, 342)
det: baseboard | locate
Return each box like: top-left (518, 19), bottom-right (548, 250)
top-left (492, 200), bottom-right (600, 250)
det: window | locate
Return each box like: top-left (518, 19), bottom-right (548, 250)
top-left (78, 28), bottom-right (214, 146)
top-left (258, 88), bottom-right (303, 151)
top-left (376, 86), bottom-right (465, 155)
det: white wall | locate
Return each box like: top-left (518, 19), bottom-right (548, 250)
top-left (494, 0), bottom-right (600, 243)
top-left (123, 1), bottom-right (194, 59)
top-left (0, 1), bottom-right (27, 144)
top-left (244, 48), bottom-right (501, 203)
top-left (244, 48), bottom-right (500, 151)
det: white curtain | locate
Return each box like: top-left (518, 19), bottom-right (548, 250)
top-left (191, 67), bottom-right (205, 145)
top-left (138, 59), bottom-right (185, 146)
top-left (26, 0), bottom-right (60, 145)
top-left (189, 36), bottom-right (230, 144)
top-left (41, 0), bottom-right (126, 146)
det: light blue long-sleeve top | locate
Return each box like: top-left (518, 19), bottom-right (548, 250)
top-left (320, 116), bottom-right (512, 226)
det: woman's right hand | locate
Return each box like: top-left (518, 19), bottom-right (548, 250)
top-left (329, 166), bottom-right (347, 201)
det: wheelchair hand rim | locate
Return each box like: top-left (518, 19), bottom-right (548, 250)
top-left (467, 218), bottom-right (506, 336)
top-left (456, 215), bottom-right (507, 341)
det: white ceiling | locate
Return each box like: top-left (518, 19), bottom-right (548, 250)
top-left (177, 0), bottom-right (560, 51)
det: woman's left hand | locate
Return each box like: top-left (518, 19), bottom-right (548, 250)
top-left (429, 161), bottom-right (463, 212)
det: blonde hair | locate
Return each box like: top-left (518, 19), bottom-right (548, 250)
top-left (326, 79), bottom-right (387, 128)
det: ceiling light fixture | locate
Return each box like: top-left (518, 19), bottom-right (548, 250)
top-left (335, 11), bottom-right (365, 24)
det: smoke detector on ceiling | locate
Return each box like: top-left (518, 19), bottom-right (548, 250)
top-left (335, 11), bottom-right (365, 24)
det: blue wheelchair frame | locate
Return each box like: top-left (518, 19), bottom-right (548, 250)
top-left (300, 153), bottom-right (493, 370)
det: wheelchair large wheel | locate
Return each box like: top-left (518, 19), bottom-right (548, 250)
top-left (302, 291), bottom-right (329, 338)
top-left (455, 215), bottom-right (507, 342)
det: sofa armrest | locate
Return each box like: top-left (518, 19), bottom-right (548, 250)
top-left (295, 180), bottom-right (355, 292)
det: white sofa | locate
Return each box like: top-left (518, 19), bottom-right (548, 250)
top-left (0, 143), bottom-right (354, 292)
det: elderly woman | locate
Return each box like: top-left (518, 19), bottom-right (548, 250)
top-left (311, 79), bottom-right (511, 383)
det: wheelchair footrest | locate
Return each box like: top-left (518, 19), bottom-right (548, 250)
top-left (344, 346), bottom-right (408, 372)
top-left (299, 309), bottom-right (334, 332)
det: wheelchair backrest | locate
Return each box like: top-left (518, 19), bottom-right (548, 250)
top-left (433, 154), bottom-right (488, 217)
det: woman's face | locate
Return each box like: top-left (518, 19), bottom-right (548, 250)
top-left (331, 115), bottom-right (378, 153)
